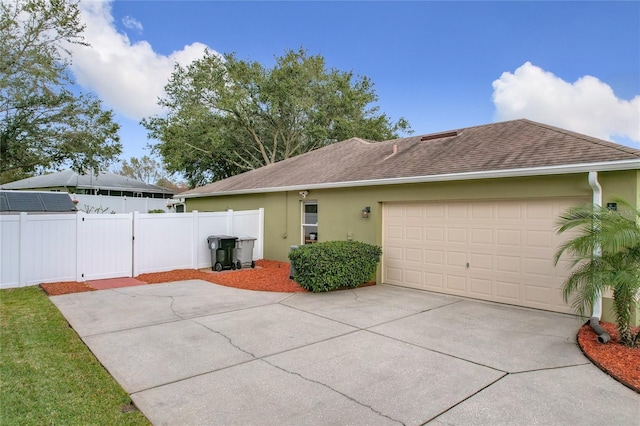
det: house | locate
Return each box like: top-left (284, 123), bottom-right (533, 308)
top-left (0, 170), bottom-right (174, 199)
top-left (0, 190), bottom-right (77, 214)
top-left (179, 119), bottom-right (640, 321)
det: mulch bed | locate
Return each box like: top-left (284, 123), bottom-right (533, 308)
top-left (577, 322), bottom-right (640, 393)
top-left (38, 261), bottom-right (639, 393)
top-left (138, 259), bottom-right (306, 292)
top-left (40, 281), bottom-right (95, 296)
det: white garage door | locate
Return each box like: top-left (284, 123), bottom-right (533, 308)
top-left (383, 198), bottom-right (585, 314)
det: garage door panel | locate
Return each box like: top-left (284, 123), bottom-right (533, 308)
top-left (525, 230), bottom-right (554, 248)
top-left (424, 272), bottom-right (443, 289)
top-left (470, 253), bottom-right (492, 270)
top-left (383, 198), bottom-right (585, 314)
top-left (497, 204), bottom-right (523, 220)
top-left (495, 280), bottom-right (521, 301)
top-left (447, 227), bottom-right (467, 243)
top-left (425, 249), bottom-right (444, 265)
top-left (446, 275), bottom-right (467, 292)
top-left (446, 251), bottom-right (467, 268)
top-left (405, 226), bottom-right (423, 240)
top-left (385, 246), bottom-right (403, 260)
top-left (404, 269), bottom-right (423, 286)
top-left (471, 203), bottom-right (493, 219)
top-left (426, 227), bottom-right (445, 241)
top-left (386, 225), bottom-right (404, 239)
top-left (471, 228), bottom-right (493, 245)
top-left (470, 277), bottom-right (492, 297)
top-left (525, 202), bottom-right (555, 219)
top-left (525, 257), bottom-right (555, 276)
top-left (496, 255), bottom-right (521, 273)
top-left (447, 204), bottom-right (468, 219)
top-left (405, 248), bottom-right (422, 263)
top-left (496, 229), bottom-right (521, 246)
top-left (385, 266), bottom-right (403, 283)
top-left (524, 284), bottom-right (552, 305)
top-left (405, 204), bottom-right (424, 219)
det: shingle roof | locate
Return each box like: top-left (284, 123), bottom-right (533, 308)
top-left (181, 119), bottom-right (640, 198)
top-left (0, 191), bottom-right (77, 213)
top-left (1, 170), bottom-right (173, 195)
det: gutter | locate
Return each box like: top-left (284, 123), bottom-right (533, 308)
top-left (179, 158), bottom-right (640, 199)
top-left (587, 171), bottom-right (611, 343)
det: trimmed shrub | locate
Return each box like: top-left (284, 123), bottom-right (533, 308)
top-left (289, 240), bottom-right (382, 292)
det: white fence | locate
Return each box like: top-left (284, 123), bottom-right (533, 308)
top-left (0, 209), bottom-right (264, 289)
top-left (71, 194), bottom-right (178, 213)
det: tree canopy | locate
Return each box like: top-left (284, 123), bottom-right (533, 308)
top-left (113, 155), bottom-right (163, 185)
top-left (0, 0), bottom-right (121, 184)
top-left (142, 48), bottom-right (411, 187)
top-left (113, 154), bottom-right (187, 192)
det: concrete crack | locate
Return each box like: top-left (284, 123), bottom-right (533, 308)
top-left (110, 289), bottom-right (185, 319)
top-left (193, 321), bottom-right (257, 358)
top-left (261, 358), bottom-right (406, 426)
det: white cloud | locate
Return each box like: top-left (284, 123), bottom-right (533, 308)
top-left (122, 15), bottom-right (143, 33)
top-left (69, 1), bottom-right (211, 121)
top-left (492, 62), bottom-right (640, 145)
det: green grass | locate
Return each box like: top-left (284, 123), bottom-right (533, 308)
top-left (0, 287), bottom-right (149, 425)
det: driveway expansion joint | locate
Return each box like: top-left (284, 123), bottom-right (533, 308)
top-left (425, 372), bottom-right (509, 424)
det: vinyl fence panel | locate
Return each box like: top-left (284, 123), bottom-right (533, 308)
top-left (0, 209), bottom-right (263, 288)
top-left (0, 216), bottom-right (21, 287)
top-left (19, 213), bottom-right (77, 286)
top-left (133, 212), bottom-right (196, 275)
top-left (78, 213), bottom-right (133, 281)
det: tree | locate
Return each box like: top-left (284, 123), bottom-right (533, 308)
top-left (0, 0), bottom-right (121, 184)
top-left (142, 48), bottom-right (412, 187)
top-left (114, 155), bottom-right (163, 184)
top-left (554, 199), bottom-right (640, 348)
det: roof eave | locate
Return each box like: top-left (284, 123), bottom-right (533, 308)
top-left (179, 159), bottom-right (640, 199)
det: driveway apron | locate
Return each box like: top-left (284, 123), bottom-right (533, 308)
top-left (51, 280), bottom-right (639, 426)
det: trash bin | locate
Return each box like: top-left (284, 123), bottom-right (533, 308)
top-left (207, 235), bottom-right (238, 272)
top-left (235, 236), bottom-right (257, 269)
top-left (289, 245), bottom-right (299, 279)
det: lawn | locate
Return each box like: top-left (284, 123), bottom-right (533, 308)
top-left (0, 286), bottom-right (149, 425)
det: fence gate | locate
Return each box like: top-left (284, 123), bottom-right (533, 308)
top-left (77, 213), bottom-right (133, 281)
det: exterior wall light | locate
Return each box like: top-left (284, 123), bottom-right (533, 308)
top-left (361, 206), bottom-right (371, 218)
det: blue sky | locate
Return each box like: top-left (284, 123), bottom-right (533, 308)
top-left (69, 1), bottom-right (640, 166)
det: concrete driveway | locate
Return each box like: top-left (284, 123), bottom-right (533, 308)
top-left (51, 281), bottom-right (638, 426)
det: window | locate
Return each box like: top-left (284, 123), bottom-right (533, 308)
top-left (302, 201), bottom-right (318, 244)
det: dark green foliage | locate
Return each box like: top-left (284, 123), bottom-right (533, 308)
top-left (0, 0), bottom-right (121, 184)
top-left (555, 198), bottom-right (640, 348)
top-left (143, 48), bottom-right (412, 187)
top-left (289, 241), bottom-right (382, 292)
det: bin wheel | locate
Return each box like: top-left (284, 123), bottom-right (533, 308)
top-left (250, 261), bottom-right (255, 268)
top-left (231, 263), bottom-right (236, 270)
top-left (214, 262), bottom-right (223, 272)
top-left (236, 261), bottom-right (242, 270)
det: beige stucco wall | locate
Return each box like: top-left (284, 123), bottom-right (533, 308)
top-left (186, 170), bottom-right (639, 324)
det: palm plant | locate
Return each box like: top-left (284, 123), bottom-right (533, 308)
top-left (554, 198), bottom-right (640, 348)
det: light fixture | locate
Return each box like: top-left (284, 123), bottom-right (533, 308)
top-left (299, 190), bottom-right (309, 199)
top-left (361, 206), bottom-right (370, 218)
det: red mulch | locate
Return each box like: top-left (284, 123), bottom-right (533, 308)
top-left (577, 322), bottom-right (640, 393)
top-left (38, 261), bottom-right (639, 393)
top-left (137, 259), bottom-right (306, 292)
top-left (40, 281), bottom-right (95, 296)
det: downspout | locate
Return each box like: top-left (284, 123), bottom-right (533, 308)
top-left (587, 171), bottom-right (611, 343)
